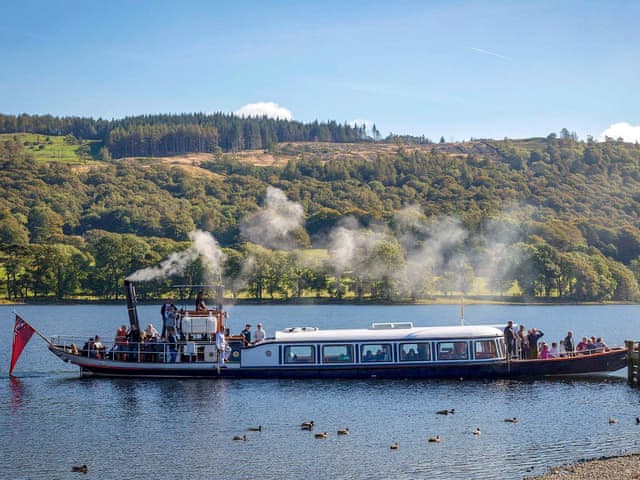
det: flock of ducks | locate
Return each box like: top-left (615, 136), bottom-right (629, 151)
top-left (224, 409), bottom-right (516, 451)
top-left (71, 410), bottom-right (638, 473)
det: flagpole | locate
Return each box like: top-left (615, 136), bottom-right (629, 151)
top-left (12, 310), bottom-right (52, 346)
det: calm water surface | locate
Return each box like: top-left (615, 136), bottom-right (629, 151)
top-left (2, 304), bottom-right (640, 479)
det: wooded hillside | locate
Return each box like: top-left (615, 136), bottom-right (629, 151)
top-left (1, 113), bottom-right (640, 303)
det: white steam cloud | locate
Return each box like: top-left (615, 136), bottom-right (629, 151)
top-left (126, 230), bottom-right (226, 283)
top-left (327, 218), bottom-right (392, 278)
top-left (240, 186), bottom-right (304, 250)
top-left (235, 102), bottom-right (293, 120)
top-left (600, 122), bottom-right (640, 142)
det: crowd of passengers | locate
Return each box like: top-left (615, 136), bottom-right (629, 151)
top-left (76, 294), bottom-right (267, 362)
top-left (503, 320), bottom-right (609, 360)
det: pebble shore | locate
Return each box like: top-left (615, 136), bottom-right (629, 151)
top-left (528, 454), bottom-right (640, 480)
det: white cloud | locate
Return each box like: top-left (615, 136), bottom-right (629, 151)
top-left (235, 102), bottom-right (293, 120)
top-left (600, 122), bottom-right (640, 142)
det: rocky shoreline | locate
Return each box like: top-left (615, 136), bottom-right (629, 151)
top-left (528, 454), bottom-right (640, 479)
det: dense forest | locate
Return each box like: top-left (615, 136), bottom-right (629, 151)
top-left (0, 113), bottom-right (376, 158)
top-left (1, 112), bottom-right (640, 303)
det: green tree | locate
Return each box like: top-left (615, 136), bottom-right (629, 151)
top-left (27, 204), bottom-right (64, 244)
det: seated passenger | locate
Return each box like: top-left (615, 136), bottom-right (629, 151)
top-left (586, 336), bottom-right (596, 353)
top-left (406, 348), bottom-right (417, 361)
top-left (82, 337), bottom-right (94, 357)
top-left (93, 335), bottom-right (105, 359)
top-left (558, 339), bottom-right (567, 357)
top-left (539, 342), bottom-right (550, 359)
top-left (548, 342), bottom-right (559, 358)
top-left (576, 336), bottom-right (588, 353)
top-left (144, 323), bottom-right (160, 340)
top-left (594, 337), bottom-right (607, 352)
top-left (452, 342), bottom-right (467, 360)
top-left (364, 350), bottom-right (374, 362)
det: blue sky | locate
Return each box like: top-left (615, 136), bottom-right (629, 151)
top-left (1, 0), bottom-right (639, 141)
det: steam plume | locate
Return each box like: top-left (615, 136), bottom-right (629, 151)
top-left (240, 186), bottom-right (304, 250)
top-left (126, 230), bottom-right (226, 282)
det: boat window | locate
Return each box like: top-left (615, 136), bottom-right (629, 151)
top-left (437, 341), bottom-right (469, 360)
top-left (360, 344), bottom-right (392, 362)
top-left (322, 344), bottom-right (354, 363)
top-left (399, 342), bottom-right (431, 361)
top-left (474, 340), bottom-right (498, 359)
top-left (284, 345), bottom-right (315, 364)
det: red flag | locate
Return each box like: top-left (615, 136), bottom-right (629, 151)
top-left (10, 315), bottom-right (36, 376)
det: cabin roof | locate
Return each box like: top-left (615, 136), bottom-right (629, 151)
top-left (273, 325), bottom-right (503, 342)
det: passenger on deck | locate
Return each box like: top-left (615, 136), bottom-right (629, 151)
top-left (549, 342), bottom-right (559, 358)
top-left (254, 323), bottom-right (266, 343)
top-left (93, 335), bottom-right (105, 359)
top-left (558, 339), bottom-right (567, 357)
top-left (504, 321), bottom-right (516, 358)
top-left (145, 323), bottom-right (160, 340)
top-left (115, 325), bottom-right (128, 360)
top-left (160, 298), bottom-right (175, 338)
top-left (215, 329), bottom-right (227, 367)
top-left (127, 324), bottom-right (141, 361)
top-left (164, 306), bottom-right (178, 340)
top-left (594, 337), bottom-right (608, 352)
top-left (364, 350), bottom-right (374, 362)
top-left (564, 331), bottom-right (575, 356)
top-left (527, 328), bottom-right (544, 359)
top-left (241, 324), bottom-right (252, 346)
top-left (539, 342), bottom-right (550, 359)
top-left (517, 325), bottom-right (529, 359)
top-left (586, 336), bottom-right (596, 353)
top-left (195, 291), bottom-right (207, 312)
top-left (82, 337), bottom-right (94, 358)
top-left (577, 336), bottom-right (589, 353)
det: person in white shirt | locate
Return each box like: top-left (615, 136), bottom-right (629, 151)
top-left (254, 323), bottom-right (266, 343)
top-left (215, 329), bottom-right (227, 367)
top-left (144, 323), bottom-right (160, 340)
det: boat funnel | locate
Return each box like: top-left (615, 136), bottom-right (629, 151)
top-left (124, 280), bottom-right (140, 330)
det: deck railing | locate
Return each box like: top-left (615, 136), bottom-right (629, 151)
top-left (51, 336), bottom-right (190, 364)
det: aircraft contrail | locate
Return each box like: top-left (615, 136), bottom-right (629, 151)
top-left (471, 47), bottom-right (511, 60)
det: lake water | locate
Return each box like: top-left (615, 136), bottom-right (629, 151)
top-left (2, 303), bottom-right (640, 479)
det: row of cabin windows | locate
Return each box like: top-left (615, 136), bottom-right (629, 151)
top-left (283, 340), bottom-right (500, 365)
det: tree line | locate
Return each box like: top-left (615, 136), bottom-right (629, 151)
top-left (0, 113), bottom-right (374, 158)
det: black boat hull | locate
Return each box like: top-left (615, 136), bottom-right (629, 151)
top-left (50, 345), bottom-right (628, 380)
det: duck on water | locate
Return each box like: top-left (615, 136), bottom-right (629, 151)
top-left (12, 281), bottom-right (627, 380)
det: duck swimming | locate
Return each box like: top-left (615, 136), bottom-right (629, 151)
top-left (504, 417), bottom-right (518, 423)
top-left (473, 428), bottom-right (481, 436)
top-left (314, 432), bottom-right (328, 439)
top-left (390, 442), bottom-right (399, 450)
top-left (428, 436), bottom-right (441, 443)
top-left (248, 426), bottom-right (262, 432)
top-left (436, 409), bottom-right (455, 415)
top-left (300, 421), bottom-right (314, 430)
top-left (337, 428), bottom-right (350, 435)
top-left (71, 465), bottom-right (88, 474)
top-left (232, 435), bottom-right (248, 441)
